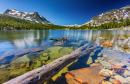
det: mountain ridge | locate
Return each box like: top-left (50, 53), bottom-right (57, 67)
top-left (3, 9), bottom-right (51, 24)
top-left (82, 5), bottom-right (130, 26)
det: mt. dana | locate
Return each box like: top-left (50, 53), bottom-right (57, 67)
top-left (82, 5), bottom-right (130, 26)
top-left (3, 9), bottom-right (51, 24)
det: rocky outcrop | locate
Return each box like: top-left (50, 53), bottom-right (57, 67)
top-left (82, 5), bottom-right (130, 26)
top-left (65, 65), bottom-right (106, 84)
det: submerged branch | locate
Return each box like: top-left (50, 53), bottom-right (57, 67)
top-left (3, 44), bottom-right (97, 84)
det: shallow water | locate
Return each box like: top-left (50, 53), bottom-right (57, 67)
top-left (0, 30), bottom-right (130, 84)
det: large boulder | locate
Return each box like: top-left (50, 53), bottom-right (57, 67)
top-left (65, 65), bottom-right (106, 84)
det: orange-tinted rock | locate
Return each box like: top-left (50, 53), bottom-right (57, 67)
top-left (119, 36), bottom-right (126, 40)
top-left (65, 65), bottom-right (105, 84)
top-left (15, 49), bottom-right (30, 56)
top-left (109, 78), bottom-right (121, 84)
top-left (100, 40), bottom-right (113, 47)
top-left (30, 48), bottom-right (43, 53)
top-left (111, 66), bottom-right (127, 74)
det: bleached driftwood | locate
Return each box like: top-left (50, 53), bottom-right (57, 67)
top-left (3, 44), bottom-right (97, 84)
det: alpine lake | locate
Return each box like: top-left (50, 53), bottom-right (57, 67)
top-left (0, 30), bottom-right (130, 84)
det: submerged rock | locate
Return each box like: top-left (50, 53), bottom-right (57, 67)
top-left (102, 81), bottom-right (112, 84)
top-left (36, 60), bottom-right (42, 67)
top-left (65, 65), bottom-right (105, 84)
top-left (119, 36), bottom-right (126, 40)
top-left (26, 61), bottom-right (30, 68)
top-left (11, 55), bottom-right (30, 65)
top-left (30, 47), bottom-right (43, 53)
top-left (15, 49), bottom-right (30, 56)
top-left (90, 63), bottom-right (100, 67)
top-left (58, 47), bottom-right (73, 55)
top-left (87, 57), bottom-right (93, 65)
top-left (99, 69), bottom-right (112, 77)
top-left (54, 41), bottom-right (64, 45)
top-left (0, 64), bottom-right (9, 69)
top-left (109, 78), bottom-right (121, 84)
top-left (20, 64), bottom-right (25, 68)
top-left (8, 68), bottom-right (28, 79)
top-left (114, 75), bottom-right (129, 84)
top-left (123, 70), bottom-right (130, 78)
top-left (47, 46), bottom-right (73, 59)
top-left (100, 40), bottom-right (113, 47)
top-left (99, 61), bottom-right (112, 69)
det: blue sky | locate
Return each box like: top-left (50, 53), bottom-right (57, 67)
top-left (0, 0), bottom-right (130, 25)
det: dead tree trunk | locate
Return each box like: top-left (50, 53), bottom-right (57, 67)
top-left (3, 44), bottom-right (97, 84)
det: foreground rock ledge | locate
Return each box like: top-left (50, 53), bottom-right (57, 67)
top-left (65, 65), bottom-right (106, 84)
top-left (3, 44), bottom-right (97, 84)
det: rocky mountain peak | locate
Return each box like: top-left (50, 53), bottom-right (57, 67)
top-left (3, 9), bottom-right (51, 24)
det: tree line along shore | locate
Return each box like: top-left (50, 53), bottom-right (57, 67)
top-left (0, 15), bottom-right (130, 30)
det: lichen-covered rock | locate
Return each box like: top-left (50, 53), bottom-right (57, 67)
top-left (11, 55), bottom-right (30, 65)
top-left (99, 69), bottom-right (112, 77)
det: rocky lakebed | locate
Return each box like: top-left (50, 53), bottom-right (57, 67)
top-left (0, 34), bottom-right (130, 84)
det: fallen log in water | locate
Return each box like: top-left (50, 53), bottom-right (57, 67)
top-left (49, 37), bottom-right (67, 42)
top-left (3, 44), bottom-right (97, 84)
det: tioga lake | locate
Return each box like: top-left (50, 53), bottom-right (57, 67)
top-left (0, 30), bottom-right (130, 84)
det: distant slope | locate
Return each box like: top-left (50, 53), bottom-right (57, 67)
top-left (3, 9), bottom-right (51, 24)
top-left (82, 5), bottom-right (130, 26)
